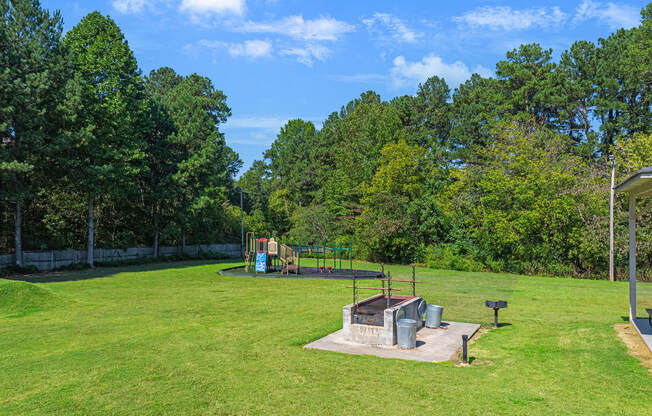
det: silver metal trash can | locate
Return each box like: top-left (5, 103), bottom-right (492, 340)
top-left (397, 319), bottom-right (417, 349)
top-left (426, 304), bottom-right (443, 328)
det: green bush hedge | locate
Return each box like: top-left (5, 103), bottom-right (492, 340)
top-left (0, 265), bottom-right (39, 277)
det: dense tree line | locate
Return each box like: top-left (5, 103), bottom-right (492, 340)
top-left (1, 1), bottom-right (241, 267)
top-left (239, 3), bottom-right (652, 279)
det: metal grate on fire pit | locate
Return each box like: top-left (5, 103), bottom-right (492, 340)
top-left (347, 265), bottom-right (422, 327)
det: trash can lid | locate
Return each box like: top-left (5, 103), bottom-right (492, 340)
top-left (397, 318), bottom-right (417, 326)
top-left (417, 299), bottom-right (427, 317)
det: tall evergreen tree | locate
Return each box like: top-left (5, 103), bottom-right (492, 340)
top-left (558, 40), bottom-right (598, 147)
top-left (64, 12), bottom-right (146, 267)
top-left (414, 76), bottom-right (451, 148)
top-left (0, 0), bottom-right (68, 266)
top-left (143, 68), bottom-right (181, 257)
top-left (166, 73), bottom-right (232, 247)
top-left (495, 43), bottom-right (560, 125)
top-left (265, 119), bottom-right (317, 205)
top-left (449, 74), bottom-right (503, 164)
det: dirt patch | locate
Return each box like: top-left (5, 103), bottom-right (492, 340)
top-left (614, 323), bottom-right (652, 374)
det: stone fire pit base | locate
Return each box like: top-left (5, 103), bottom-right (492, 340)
top-left (305, 321), bottom-right (481, 362)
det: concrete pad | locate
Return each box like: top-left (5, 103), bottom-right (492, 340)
top-left (633, 318), bottom-right (652, 354)
top-left (305, 321), bottom-right (481, 362)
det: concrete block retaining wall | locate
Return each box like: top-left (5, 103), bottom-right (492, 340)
top-left (0, 243), bottom-right (241, 271)
top-left (343, 295), bottom-right (424, 346)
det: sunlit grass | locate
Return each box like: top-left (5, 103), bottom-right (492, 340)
top-left (0, 260), bottom-right (650, 415)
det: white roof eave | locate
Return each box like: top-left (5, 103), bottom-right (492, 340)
top-left (615, 169), bottom-right (652, 196)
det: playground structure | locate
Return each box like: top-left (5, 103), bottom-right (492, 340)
top-left (243, 232), bottom-right (355, 276)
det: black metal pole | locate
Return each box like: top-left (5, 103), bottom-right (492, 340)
top-left (412, 265), bottom-right (416, 296)
top-left (353, 274), bottom-right (356, 306)
top-left (494, 308), bottom-right (499, 328)
top-left (462, 335), bottom-right (468, 363)
top-left (386, 271), bottom-right (391, 309)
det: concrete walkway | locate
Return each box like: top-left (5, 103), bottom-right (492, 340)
top-left (633, 318), bottom-right (652, 354)
top-left (305, 321), bottom-right (481, 362)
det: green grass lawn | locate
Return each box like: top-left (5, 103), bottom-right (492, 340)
top-left (1, 260), bottom-right (651, 415)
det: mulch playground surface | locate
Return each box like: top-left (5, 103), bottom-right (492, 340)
top-left (219, 266), bottom-right (382, 280)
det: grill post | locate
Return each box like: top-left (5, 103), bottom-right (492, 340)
top-left (386, 271), bottom-right (392, 309)
top-left (485, 300), bottom-right (507, 328)
top-left (412, 264), bottom-right (416, 296)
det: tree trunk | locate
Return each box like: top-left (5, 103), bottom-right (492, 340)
top-left (87, 196), bottom-right (94, 268)
top-left (582, 105), bottom-right (590, 140)
top-left (181, 228), bottom-right (186, 253)
top-left (15, 200), bottom-right (23, 268)
top-left (153, 205), bottom-right (160, 258)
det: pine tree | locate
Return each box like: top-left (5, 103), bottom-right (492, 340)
top-left (0, 0), bottom-right (68, 266)
top-left (64, 12), bottom-right (146, 267)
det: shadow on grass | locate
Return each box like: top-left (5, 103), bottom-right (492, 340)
top-left (8, 259), bottom-right (242, 284)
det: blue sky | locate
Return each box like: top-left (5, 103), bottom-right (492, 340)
top-left (42, 0), bottom-right (648, 174)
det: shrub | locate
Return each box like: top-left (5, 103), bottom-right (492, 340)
top-left (0, 265), bottom-right (39, 277)
top-left (424, 244), bottom-right (484, 272)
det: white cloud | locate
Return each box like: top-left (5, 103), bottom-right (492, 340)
top-left (224, 115), bottom-right (323, 146)
top-left (225, 115), bottom-right (323, 130)
top-left (573, 0), bottom-right (640, 29)
top-left (279, 44), bottom-right (330, 66)
top-left (230, 15), bottom-right (352, 65)
top-left (229, 39), bottom-right (273, 58)
top-left (112, 0), bottom-right (146, 14)
top-left (180, 0), bottom-right (245, 16)
top-left (226, 116), bottom-right (291, 130)
top-left (199, 39), bottom-right (273, 58)
top-left (362, 13), bottom-right (422, 43)
top-left (328, 73), bottom-right (387, 83)
top-left (453, 6), bottom-right (568, 30)
top-left (236, 15), bottom-right (355, 41)
top-left (227, 131), bottom-right (275, 146)
top-left (390, 54), bottom-right (492, 89)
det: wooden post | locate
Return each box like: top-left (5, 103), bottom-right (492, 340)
top-left (629, 193), bottom-right (637, 322)
top-left (298, 239), bottom-right (301, 274)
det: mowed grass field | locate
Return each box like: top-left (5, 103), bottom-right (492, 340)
top-left (1, 260), bottom-right (651, 415)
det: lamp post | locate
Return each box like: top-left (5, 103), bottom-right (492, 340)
top-left (609, 155), bottom-right (615, 282)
